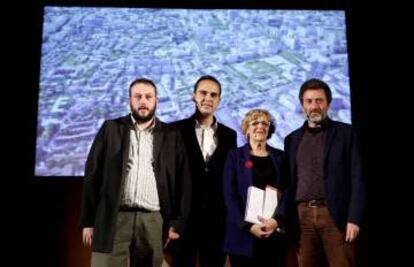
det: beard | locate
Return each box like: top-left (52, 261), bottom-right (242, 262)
top-left (131, 104), bottom-right (157, 123)
top-left (306, 111), bottom-right (327, 125)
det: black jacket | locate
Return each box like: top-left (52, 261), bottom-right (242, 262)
top-left (284, 119), bottom-right (366, 236)
top-left (171, 115), bottom-right (237, 228)
top-left (80, 115), bottom-right (191, 252)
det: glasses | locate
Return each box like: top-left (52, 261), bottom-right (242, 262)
top-left (248, 120), bottom-right (271, 127)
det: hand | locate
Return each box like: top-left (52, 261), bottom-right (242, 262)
top-left (250, 223), bottom-right (266, 238)
top-left (250, 217), bottom-right (278, 238)
top-left (345, 222), bottom-right (360, 242)
top-left (168, 226), bottom-right (180, 240)
top-left (258, 216), bottom-right (278, 238)
top-left (164, 227), bottom-right (180, 248)
top-left (82, 227), bottom-right (94, 247)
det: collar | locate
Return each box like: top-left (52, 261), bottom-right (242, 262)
top-left (130, 113), bottom-right (156, 131)
top-left (303, 117), bottom-right (329, 133)
top-left (193, 114), bottom-right (218, 131)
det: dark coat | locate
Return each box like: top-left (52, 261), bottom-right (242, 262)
top-left (79, 115), bottom-right (191, 253)
top-left (170, 116), bottom-right (237, 236)
top-left (284, 119), bottom-right (366, 236)
top-left (222, 144), bottom-right (288, 257)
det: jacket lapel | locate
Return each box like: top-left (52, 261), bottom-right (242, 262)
top-left (289, 127), bottom-right (305, 181)
top-left (121, 116), bottom-right (132, 181)
top-left (323, 119), bottom-right (336, 161)
top-left (153, 119), bottom-right (164, 163)
top-left (208, 123), bottom-right (225, 165)
top-left (268, 146), bottom-right (281, 183)
top-left (240, 144), bottom-right (253, 202)
top-left (185, 118), bottom-right (205, 165)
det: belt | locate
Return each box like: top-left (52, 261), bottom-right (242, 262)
top-left (299, 199), bottom-right (327, 208)
top-left (119, 205), bottom-right (152, 212)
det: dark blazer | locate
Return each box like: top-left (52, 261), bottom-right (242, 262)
top-left (171, 115), bottom-right (237, 230)
top-left (79, 115), bottom-right (191, 253)
top-left (222, 144), bottom-right (288, 258)
top-left (284, 119), bottom-right (366, 235)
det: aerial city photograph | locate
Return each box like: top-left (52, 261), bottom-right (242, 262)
top-left (36, 7), bottom-right (350, 176)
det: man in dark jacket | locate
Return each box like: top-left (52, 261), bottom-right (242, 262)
top-left (80, 78), bottom-right (191, 267)
top-left (170, 75), bottom-right (237, 267)
top-left (284, 78), bottom-right (366, 267)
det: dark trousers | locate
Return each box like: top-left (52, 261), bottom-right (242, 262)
top-left (228, 234), bottom-right (287, 267)
top-left (297, 204), bottom-right (356, 267)
top-left (91, 211), bottom-right (163, 267)
top-left (172, 217), bottom-right (225, 267)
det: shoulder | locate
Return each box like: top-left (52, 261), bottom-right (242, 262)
top-left (218, 122), bottom-right (237, 140)
top-left (285, 126), bottom-right (302, 140)
top-left (227, 146), bottom-right (242, 157)
top-left (268, 146), bottom-right (285, 163)
top-left (169, 118), bottom-right (192, 131)
top-left (158, 121), bottom-right (189, 144)
top-left (268, 145), bottom-right (284, 155)
top-left (330, 120), bottom-right (352, 128)
top-left (100, 115), bottom-right (130, 130)
top-left (229, 145), bottom-right (250, 159)
top-left (329, 120), bottom-right (354, 134)
top-left (169, 117), bottom-right (189, 126)
top-left (112, 115), bottom-right (130, 125)
top-left (218, 122), bottom-right (236, 133)
top-left (158, 120), bottom-right (177, 132)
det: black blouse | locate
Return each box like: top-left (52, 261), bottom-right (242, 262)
top-left (251, 155), bottom-right (277, 190)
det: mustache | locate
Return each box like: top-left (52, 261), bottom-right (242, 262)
top-left (309, 108), bottom-right (322, 113)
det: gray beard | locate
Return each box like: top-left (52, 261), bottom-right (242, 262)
top-left (306, 113), bottom-right (326, 125)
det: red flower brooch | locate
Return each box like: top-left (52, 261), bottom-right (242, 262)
top-left (244, 159), bottom-right (253, 169)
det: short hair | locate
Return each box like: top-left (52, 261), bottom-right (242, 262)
top-left (299, 78), bottom-right (332, 104)
top-left (193, 75), bottom-right (222, 96)
top-left (241, 109), bottom-right (275, 140)
top-left (129, 78), bottom-right (157, 97)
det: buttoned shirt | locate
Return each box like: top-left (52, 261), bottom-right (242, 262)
top-left (120, 115), bottom-right (160, 211)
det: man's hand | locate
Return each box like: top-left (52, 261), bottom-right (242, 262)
top-left (168, 227), bottom-right (180, 240)
top-left (82, 227), bottom-right (94, 247)
top-left (164, 227), bottom-right (180, 248)
top-left (345, 222), bottom-right (360, 242)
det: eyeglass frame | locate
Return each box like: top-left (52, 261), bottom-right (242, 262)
top-left (248, 120), bottom-right (272, 127)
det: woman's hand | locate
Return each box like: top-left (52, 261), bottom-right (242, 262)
top-left (249, 217), bottom-right (278, 238)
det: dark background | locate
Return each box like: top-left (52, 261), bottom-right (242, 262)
top-left (8, 0), bottom-right (394, 266)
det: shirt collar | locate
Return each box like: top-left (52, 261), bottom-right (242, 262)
top-left (130, 113), bottom-right (156, 131)
top-left (303, 117), bottom-right (329, 133)
top-left (194, 116), bottom-right (218, 131)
